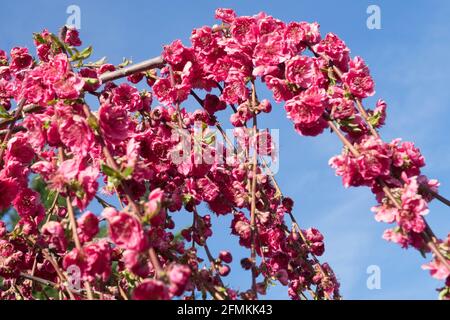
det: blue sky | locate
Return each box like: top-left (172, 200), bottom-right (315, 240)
top-left (1, 0), bottom-right (450, 299)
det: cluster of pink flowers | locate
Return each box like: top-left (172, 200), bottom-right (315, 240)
top-left (0, 8), bottom-right (448, 301)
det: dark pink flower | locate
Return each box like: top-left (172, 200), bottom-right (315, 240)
top-left (314, 33), bottom-right (350, 71)
top-left (145, 188), bottom-right (165, 219)
top-left (284, 22), bottom-right (321, 47)
top-left (222, 81), bottom-right (249, 105)
top-left (230, 16), bottom-right (258, 46)
top-left (203, 94), bottom-right (226, 114)
top-left (5, 135), bottom-right (35, 165)
top-left (12, 188), bottom-right (45, 222)
top-left (111, 83), bottom-right (143, 112)
top-left (99, 102), bottom-right (132, 145)
top-left (64, 28), bottom-right (82, 47)
top-left (219, 251), bottom-right (233, 264)
top-left (59, 114), bottom-right (95, 157)
top-left (285, 86), bottom-right (328, 126)
top-left (0, 221), bottom-right (6, 238)
top-left (265, 76), bottom-right (294, 102)
top-left (215, 8), bottom-right (237, 24)
top-left (342, 57), bottom-right (375, 99)
top-left (79, 68), bottom-right (101, 92)
top-left (41, 221), bottom-right (67, 253)
top-left (122, 249), bottom-right (153, 278)
top-left (77, 211), bottom-right (99, 243)
top-left (253, 34), bottom-right (291, 76)
top-left (168, 264), bottom-right (191, 296)
top-left (102, 208), bottom-right (147, 252)
top-left (10, 47), bottom-right (33, 73)
top-left (133, 279), bottom-right (170, 300)
top-left (63, 240), bottom-right (112, 282)
top-left (285, 56), bottom-right (323, 88)
top-left (0, 178), bottom-right (17, 211)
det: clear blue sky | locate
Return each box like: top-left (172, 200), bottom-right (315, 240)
top-left (2, 0), bottom-right (450, 299)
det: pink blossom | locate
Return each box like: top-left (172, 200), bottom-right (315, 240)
top-left (111, 83), bottom-right (143, 112)
top-left (12, 188), bottom-right (45, 222)
top-left (342, 57), bottom-right (375, 99)
top-left (356, 137), bottom-right (391, 181)
top-left (230, 16), bottom-right (258, 46)
top-left (264, 75), bottom-right (294, 102)
top-left (55, 74), bottom-right (85, 100)
top-left (391, 139), bottom-right (425, 177)
top-left (122, 249), bottom-right (153, 277)
top-left (5, 135), bottom-right (35, 165)
top-left (372, 205), bottom-right (397, 224)
top-left (168, 264), bottom-right (191, 296)
top-left (191, 26), bottom-right (218, 56)
top-left (222, 81), bottom-right (249, 105)
top-left (196, 178), bottom-right (219, 202)
top-left (74, 166), bottom-right (99, 210)
top-left (79, 68), bottom-right (101, 92)
top-left (162, 40), bottom-right (194, 68)
top-left (41, 221), bottom-right (67, 253)
top-left (285, 86), bottom-right (328, 126)
top-left (253, 34), bottom-right (291, 76)
top-left (99, 101), bottom-right (132, 145)
top-left (77, 211), bottom-right (100, 243)
top-left (133, 279), bottom-right (170, 300)
top-left (0, 178), bottom-right (18, 212)
top-left (0, 221), bottom-right (6, 238)
top-left (64, 28), bottom-right (82, 47)
top-left (10, 47), bottom-right (33, 74)
top-left (285, 56), bottom-right (323, 88)
top-left (399, 176), bottom-right (428, 233)
top-left (215, 8), bottom-right (237, 24)
top-left (203, 94), bottom-right (226, 114)
top-left (314, 33), bottom-right (350, 71)
top-left (370, 99), bottom-right (387, 128)
top-left (145, 188), bottom-right (165, 219)
top-left (153, 77), bottom-right (189, 106)
top-left (102, 208), bottom-right (147, 252)
top-left (422, 258), bottom-right (450, 280)
top-left (59, 114), bottom-right (95, 157)
top-left (284, 22), bottom-right (321, 47)
top-left (63, 240), bottom-right (112, 282)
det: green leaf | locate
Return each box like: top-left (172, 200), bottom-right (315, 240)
top-left (118, 57), bottom-right (133, 68)
top-left (33, 33), bottom-right (46, 44)
top-left (121, 167), bottom-right (134, 179)
top-left (71, 46), bottom-right (93, 62)
top-left (368, 112), bottom-right (382, 127)
top-left (0, 105), bottom-right (12, 119)
top-left (84, 56), bottom-right (107, 68)
top-left (101, 164), bottom-right (121, 179)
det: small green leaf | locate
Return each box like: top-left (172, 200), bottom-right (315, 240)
top-left (101, 164), bottom-right (121, 179)
top-left (118, 57), bottom-right (133, 68)
top-left (33, 33), bottom-right (47, 44)
top-left (0, 105), bottom-right (12, 119)
top-left (71, 46), bottom-right (93, 62)
top-left (121, 167), bottom-right (134, 179)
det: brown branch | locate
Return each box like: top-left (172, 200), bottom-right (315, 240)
top-left (0, 98), bottom-right (26, 167)
top-left (249, 82), bottom-right (259, 299)
top-left (99, 56), bottom-right (165, 83)
top-left (57, 147), bottom-right (95, 300)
